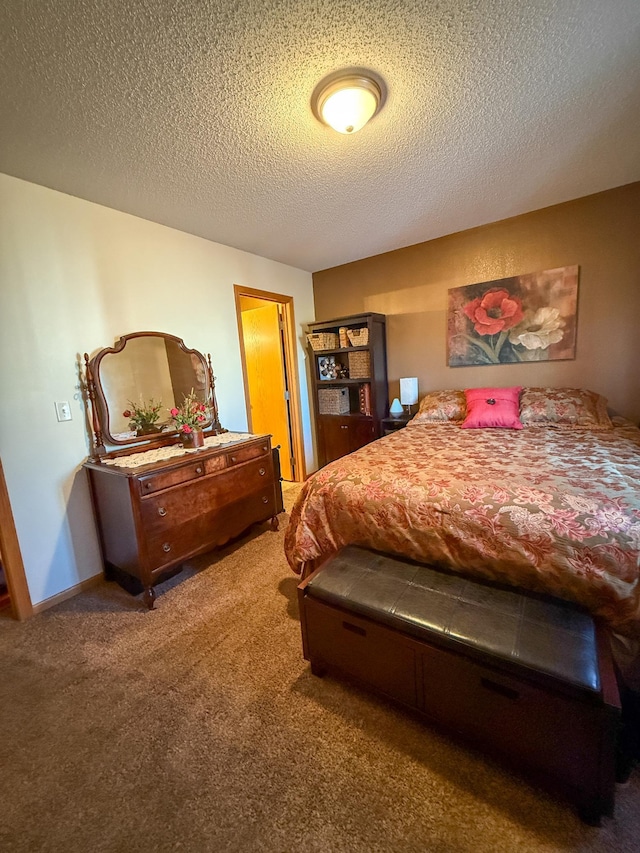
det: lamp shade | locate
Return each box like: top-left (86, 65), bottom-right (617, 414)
top-left (400, 377), bottom-right (418, 407)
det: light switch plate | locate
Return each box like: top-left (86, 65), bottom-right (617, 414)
top-left (55, 401), bottom-right (72, 422)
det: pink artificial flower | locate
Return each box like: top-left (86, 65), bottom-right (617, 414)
top-left (463, 289), bottom-right (524, 336)
top-left (181, 424), bottom-right (192, 433)
top-left (170, 407), bottom-right (179, 417)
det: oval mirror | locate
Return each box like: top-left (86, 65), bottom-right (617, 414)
top-left (85, 331), bottom-right (220, 452)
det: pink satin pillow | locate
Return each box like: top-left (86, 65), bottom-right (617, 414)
top-left (461, 387), bottom-right (523, 429)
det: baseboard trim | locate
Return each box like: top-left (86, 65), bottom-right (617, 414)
top-left (32, 574), bottom-right (102, 615)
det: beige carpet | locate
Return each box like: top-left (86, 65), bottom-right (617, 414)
top-left (1, 482), bottom-right (638, 852)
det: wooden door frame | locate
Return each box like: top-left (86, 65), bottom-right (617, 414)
top-left (0, 458), bottom-right (33, 619)
top-left (234, 285), bottom-right (306, 482)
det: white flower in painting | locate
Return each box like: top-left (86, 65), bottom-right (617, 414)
top-left (508, 307), bottom-right (564, 351)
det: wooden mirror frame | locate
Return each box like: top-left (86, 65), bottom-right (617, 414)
top-left (84, 331), bottom-right (222, 459)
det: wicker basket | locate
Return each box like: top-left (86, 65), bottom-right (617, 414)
top-left (348, 350), bottom-right (370, 379)
top-left (346, 327), bottom-right (369, 346)
top-left (307, 332), bottom-right (338, 351)
top-left (318, 387), bottom-right (350, 415)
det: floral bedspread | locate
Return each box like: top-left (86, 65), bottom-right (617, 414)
top-left (285, 419), bottom-right (640, 638)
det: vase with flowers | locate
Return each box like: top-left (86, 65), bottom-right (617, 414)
top-left (122, 398), bottom-right (163, 435)
top-left (170, 389), bottom-right (209, 450)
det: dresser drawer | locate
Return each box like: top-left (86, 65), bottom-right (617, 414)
top-left (226, 440), bottom-right (270, 467)
top-left (303, 598), bottom-right (418, 709)
top-left (138, 459), bottom-right (207, 495)
top-left (204, 454), bottom-right (227, 475)
top-left (144, 485), bottom-right (277, 571)
top-left (136, 440), bottom-right (269, 496)
top-left (140, 456), bottom-right (274, 533)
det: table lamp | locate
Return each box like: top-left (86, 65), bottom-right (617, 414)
top-left (389, 397), bottom-right (403, 417)
top-left (400, 377), bottom-right (418, 414)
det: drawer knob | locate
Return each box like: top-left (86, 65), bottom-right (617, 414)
top-left (157, 507), bottom-right (167, 517)
top-left (230, 455), bottom-right (237, 463)
top-left (259, 467), bottom-right (266, 476)
top-left (195, 466), bottom-right (203, 475)
top-left (145, 482), bottom-right (152, 489)
top-left (262, 445), bottom-right (268, 452)
top-left (162, 543), bottom-right (171, 553)
top-left (262, 496), bottom-right (269, 504)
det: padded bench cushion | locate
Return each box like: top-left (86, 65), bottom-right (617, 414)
top-left (306, 546), bottom-right (601, 697)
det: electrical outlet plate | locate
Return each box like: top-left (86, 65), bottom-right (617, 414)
top-left (55, 401), bottom-right (72, 422)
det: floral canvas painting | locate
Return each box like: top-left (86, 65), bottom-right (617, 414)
top-left (447, 266), bottom-right (579, 366)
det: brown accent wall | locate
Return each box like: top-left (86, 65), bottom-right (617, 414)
top-left (313, 182), bottom-right (640, 423)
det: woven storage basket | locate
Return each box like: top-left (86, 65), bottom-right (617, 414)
top-left (348, 350), bottom-right (371, 379)
top-left (307, 332), bottom-right (338, 351)
top-left (346, 327), bottom-right (369, 346)
top-left (318, 387), bottom-right (350, 415)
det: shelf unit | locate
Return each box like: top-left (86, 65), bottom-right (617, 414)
top-left (306, 312), bottom-right (387, 467)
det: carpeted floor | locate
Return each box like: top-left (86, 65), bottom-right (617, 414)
top-left (1, 482), bottom-right (638, 852)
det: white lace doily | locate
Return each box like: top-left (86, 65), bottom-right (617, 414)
top-left (102, 432), bottom-right (266, 469)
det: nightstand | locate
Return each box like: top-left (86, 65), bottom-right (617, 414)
top-left (381, 413), bottom-right (413, 434)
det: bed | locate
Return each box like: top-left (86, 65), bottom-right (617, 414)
top-left (285, 387), bottom-right (640, 683)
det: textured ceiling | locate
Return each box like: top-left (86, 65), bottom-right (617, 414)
top-left (1, 0), bottom-right (639, 272)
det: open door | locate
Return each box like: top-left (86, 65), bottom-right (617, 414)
top-left (235, 286), bottom-right (305, 482)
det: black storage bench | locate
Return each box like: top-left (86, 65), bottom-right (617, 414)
top-left (298, 546), bottom-right (621, 823)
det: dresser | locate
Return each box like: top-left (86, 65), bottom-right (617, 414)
top-left (85, 432), bottom-right (283, 608)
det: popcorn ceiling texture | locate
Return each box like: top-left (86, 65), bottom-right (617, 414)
top-left (1, 0), bottom-right (639, 271)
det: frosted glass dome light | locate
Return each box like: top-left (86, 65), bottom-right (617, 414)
top-left (313, 73), bottom-right (382, 134)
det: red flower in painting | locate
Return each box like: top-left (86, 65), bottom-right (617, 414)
top-left (463, 289), bottom-right (524, 336)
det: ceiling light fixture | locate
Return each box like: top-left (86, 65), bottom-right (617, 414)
top-left (312, 71), bottom-right (383, 134)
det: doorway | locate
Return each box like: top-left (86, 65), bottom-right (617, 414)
top-left (234, 286), bottom-right (305, 482)
top-left (0, 458), bottom-right (33, 619)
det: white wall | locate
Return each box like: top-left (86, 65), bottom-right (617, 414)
top-left (0, 173), bottom-right (315, 607)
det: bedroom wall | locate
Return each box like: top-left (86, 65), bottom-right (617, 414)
top-left (0, 173), bottom-right (315, 608)
top-left (312, 182), bottom-right (640, 423)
